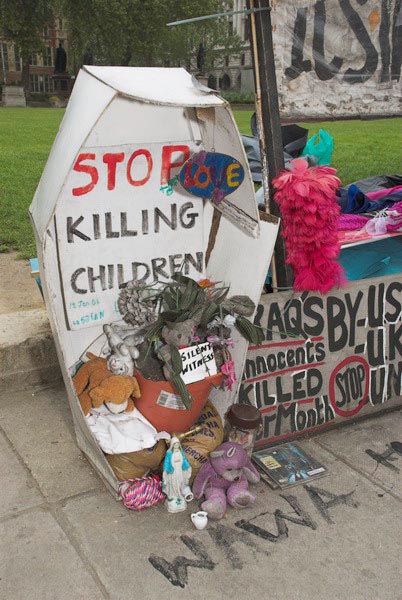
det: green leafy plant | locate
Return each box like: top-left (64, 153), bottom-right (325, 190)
top-left (163, 346), bottom-right (192, 410)
top-left (142, 273), bottom-right (263, 344)
top-left (219, 91), bottom-right (254, 104)
top-left (118, 274), bottom-right (263, 408)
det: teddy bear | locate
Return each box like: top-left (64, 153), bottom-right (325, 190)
top-left (156, 318), bottom-right (197, 379)
top-left (192, 441), bottom-right (260, 520)
top-left (73, 353), bottom-right (141, 416)
top-left (106, 440), bottom-right (167, 480)
top-left (89, 375), bottom-right (140, 415)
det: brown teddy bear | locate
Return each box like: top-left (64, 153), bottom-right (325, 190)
top-left (73, 353), bottom-right (141, 416)
top-left (106, 440), bottom-right (167, 480)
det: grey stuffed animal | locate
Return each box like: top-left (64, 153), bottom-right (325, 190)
top-left (156, 319), bottom-right (196, 380)
top-left (103, 324), bottom-right (140, 377)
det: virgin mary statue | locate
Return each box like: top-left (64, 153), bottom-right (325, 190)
top-left (162, 437), bottom-right (193, 513)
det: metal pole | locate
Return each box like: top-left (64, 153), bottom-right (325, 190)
top-left (246, 0), bottom-right (293, 290)
top-left (1, 44), bottom-right (6, 85)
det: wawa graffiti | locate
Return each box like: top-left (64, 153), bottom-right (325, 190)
top-left (239, 278), bottom-right (402, 447)
top-left (149, 483), bottom-right (359, 588)
top-left (366, 440), bottom-right (402, 472)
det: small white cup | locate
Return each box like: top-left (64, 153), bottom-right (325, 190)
top-left (191, 511), bottom-right (208, 530)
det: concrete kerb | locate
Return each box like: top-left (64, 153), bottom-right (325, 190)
top-left (0, 308), bottom-right (62, 392)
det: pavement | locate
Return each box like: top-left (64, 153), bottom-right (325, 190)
top-left (0, 381), bottom-right (401, 600)
top-left (0, 253), bottom-right (401, 599)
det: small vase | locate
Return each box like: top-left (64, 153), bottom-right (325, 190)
top-left (135, 370), bottom-right (223, 433)
top-left (191, 511), bottom-right (208, 530)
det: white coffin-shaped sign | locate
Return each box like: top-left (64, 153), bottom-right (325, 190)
top-left (30, 67), bottom-right (279, 495)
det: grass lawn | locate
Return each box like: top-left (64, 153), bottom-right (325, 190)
top-left (235, 111), bottom-right (402, 185)
top-left (0, 106), bottom-right (400, 258)
top-left (0, 108), bottom-right (65, 258)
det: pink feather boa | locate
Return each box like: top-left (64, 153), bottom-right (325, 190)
top-left (273, 158), bottom-right (346, 294)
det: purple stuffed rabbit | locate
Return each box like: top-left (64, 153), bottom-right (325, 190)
top-left (192, 441), bottom-right (260, 520)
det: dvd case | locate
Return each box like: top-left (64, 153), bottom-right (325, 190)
top-left (252, 443), bottom-right (327, 489)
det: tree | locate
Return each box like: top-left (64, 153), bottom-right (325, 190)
top-left (61, 0), bottom-right (241, 75)
top-left (0, 0), bottom-right (53, 93)
top-left (163, 0), bottom-right (242, 73)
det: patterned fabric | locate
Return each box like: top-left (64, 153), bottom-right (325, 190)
top-left (338, 214), bottom-right (369, 231)
top-left (119, 474), bottom-right (164, 511)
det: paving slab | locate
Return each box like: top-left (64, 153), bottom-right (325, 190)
top-left (0, 429), bottom-right (43, 518)
top-left (315, 410), bottom-right (402, 501)
top-left (0, 385), bottom-right (102, 501)
top-left (61, 440), bottom-right (402, 600)
top-left (0, 507), bottom-right (103, 600)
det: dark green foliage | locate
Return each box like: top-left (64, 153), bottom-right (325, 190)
top-left (200, 301), bottom-right (219, 327)
top-left (0, 0), bottom-right (53, 91)
top-left (156, 277), bottom-right (213, 325)
top-left (61, 0), bottom-right (241, 73)
top-left (225, 295), bottom-right (255, 316)
top-left (153, 274), bottom-right (256, 334)
top-left (169, 346), bottom-right (183, 374)
top-left (140, 273), bottom-right (260, 408)
top-left (220, 91), bottom-right (254, 104)
top-left (145, 319), bottom-right (164, 342)
top-left (235, 315), bottom-right (265, 345)
top-left (170, 374), bottom-right (192, 409)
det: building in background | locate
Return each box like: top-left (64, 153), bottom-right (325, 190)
top-left (0, 17), bottom-right (70, 97)
top-left (207, 0), bottom-right (254, 93)
top-left (0, 0), bottom-right (399, 117)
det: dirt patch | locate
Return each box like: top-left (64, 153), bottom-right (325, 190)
top-left (0, 252), bottom-right (44, 315)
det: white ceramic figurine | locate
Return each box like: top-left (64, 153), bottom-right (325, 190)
top-left (162, 437), bottom-right (193, 513)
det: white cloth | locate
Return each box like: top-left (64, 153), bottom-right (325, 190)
top-left (86, 406), bottom-right (170, 454)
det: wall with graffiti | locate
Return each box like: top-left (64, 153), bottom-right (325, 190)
top-left (240, 275), bottom-right (402, 447)
top-left (271, 0), bottom-right (401, 118)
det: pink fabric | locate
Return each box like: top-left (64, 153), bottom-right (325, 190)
top-left (119, 474), bottom-right (165, 510)
top-left (273, 158), bottom-right (346, 294)
top-left (338, 214), bottom-right (369, 231)
top-left (386, 206), bottom-right (402, 231)
top-left (365, 202), bottom-right (402, 236)
top-left (384, 202), bottom-right (402, 232)
top-left (366, 185), bottom-right (402, 201)
top-left (390, 201), bottom-right (402, 214)
top-left (221, 360), bottom-right (237, 391)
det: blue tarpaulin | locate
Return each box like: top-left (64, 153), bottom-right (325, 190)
top-left (338, 236), bottom-right (402, 281)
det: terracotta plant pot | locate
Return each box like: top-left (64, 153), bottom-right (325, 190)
top-left (135, 370), bottom-right (224, 433)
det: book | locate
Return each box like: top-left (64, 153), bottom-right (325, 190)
top-left (252, 442), bottom-right (328, 489)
